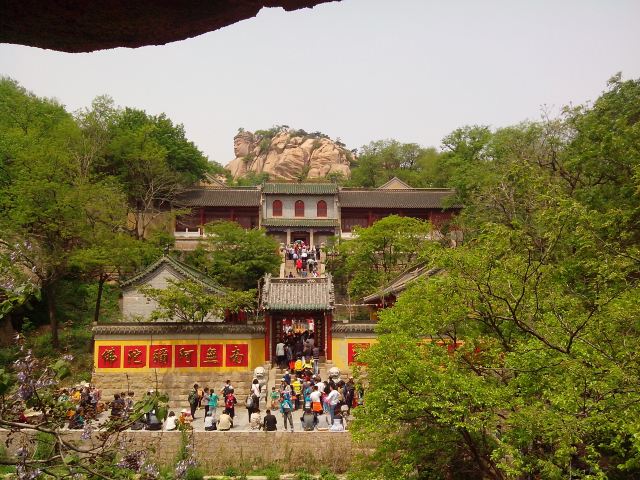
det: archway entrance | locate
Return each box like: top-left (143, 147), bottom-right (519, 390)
top-left (291, 231), bottom-right (310, 244)
top-left (261, 275), bottom-right (335, 363)
top-left (270, 312), bottom-right (326, 360)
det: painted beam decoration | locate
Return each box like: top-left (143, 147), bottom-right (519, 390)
top-left (348, 342), bottom-right (370, 366)
top-left (98, 345), bottom-right (121, 368)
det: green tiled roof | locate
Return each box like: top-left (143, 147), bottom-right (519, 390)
top-left (362, 262), bottom-right (442, 303)
top-left (175, 188), bottom-right (260, 207)
top-left (262, 183), bottom-right (338, 195)
top-left (261, 218), bottom-right (339, 228)
top-left (339, 188), bottom-right (461, 209)
top-left (120, 255), bottom-right (225, 294)
top-left (261, 274), bottom-right (334, 311)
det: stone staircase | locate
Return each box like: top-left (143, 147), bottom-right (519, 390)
top-left (266, 358), bottom-right (334, 392)
top-left (280, 252), bottom-right (326, 279)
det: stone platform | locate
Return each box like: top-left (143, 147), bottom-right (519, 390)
top-left (0, 412), bottom-right (354, 473)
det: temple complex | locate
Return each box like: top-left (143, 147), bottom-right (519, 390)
top-left (174, 177), bottom-right (461, 249)
top-left (92, 180), bottom-right (460, 406)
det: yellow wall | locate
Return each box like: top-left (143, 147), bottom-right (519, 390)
top-left (331, 336), bottom-right (378, 371)
top-left (94, 338), bottom-right (265, 374)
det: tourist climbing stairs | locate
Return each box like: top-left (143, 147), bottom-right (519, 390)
top-left (280, 251), bottom-right (326, 278)
top-left (266, 359), bottom-right (333, 396)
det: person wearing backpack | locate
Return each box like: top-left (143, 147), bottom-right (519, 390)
top-left (245, 392), bottom-right (255, 422)
top-left (280, 393), bottom-right (294, 432)
top-left (188, 384), bottom-right (199, 419)
top-left (221, 379), bottom-right (233, 398)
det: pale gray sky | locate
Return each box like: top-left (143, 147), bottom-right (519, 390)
top-left (1, 0), bottom-right (639, 165)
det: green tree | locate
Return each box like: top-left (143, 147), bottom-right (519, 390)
top-left (336, 215), bottom-right (433, 298)
top-left (139, 279), bottom-right (256, 322)
top-left (347, 139), bottom-right (445, 188)
top-left (0, 79), bottom-right (128, 347)
top-left (351, 76), bottom-right (640, 479)
top-left (185, 221), bottom-right (280, 291)
top-left (69, 230), bottom-right (159, 323)
top-left (76, 100), bottom-right (219, 239)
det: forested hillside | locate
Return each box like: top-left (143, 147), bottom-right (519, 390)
top-left (0, 78), bottom-right (221, 348)
top-left (348, 74), bottom-right (640, 479)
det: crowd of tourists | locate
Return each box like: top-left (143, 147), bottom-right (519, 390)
top-left (275, 329), bottom-right (320, 372)
top-left (284, 241), bottom-right (322, 277)
top-left (56, 384), bottom-right (104, 429)
top-left (264, 371), bottom-right (360, 432)
top-left (176, 372), bottom-right (361, 432)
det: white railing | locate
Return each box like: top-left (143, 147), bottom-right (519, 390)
top-left (174, 228), bottom-right (202, 238)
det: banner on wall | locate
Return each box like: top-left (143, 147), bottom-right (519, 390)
top-left (174, 345), bottom-right (198, 367)
top-left (95, 342), bottom-right (251, 369)
top-left (225, 343), bottom-right (249, 367)
top-left (97, 345), bottom-right (121, 368)
top-left (149, 345), bottom-right (172, 368)
top-left (200, 344), bottom-right (223, 367)
top-left (348, 342), bottom-right (370, 366)
top-left (123, 346), bottom-right (147, 368)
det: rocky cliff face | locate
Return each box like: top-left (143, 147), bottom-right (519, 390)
top-left (225, 129), bottom-right (352, 181)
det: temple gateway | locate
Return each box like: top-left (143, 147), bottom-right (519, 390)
top-left (92, 180), bottom-right (460, 405)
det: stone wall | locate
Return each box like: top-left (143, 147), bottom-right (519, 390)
top-left (92, 370), bottom-right (259, 408)
top-left (0, 430), bottom-right (354, 473)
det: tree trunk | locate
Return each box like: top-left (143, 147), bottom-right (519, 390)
top-left (45, 282), bottom-right (59, 349)
top-left (93, 274), bottom-right (107, 323)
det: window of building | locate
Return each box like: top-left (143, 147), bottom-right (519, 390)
top-left (272, 200), bottom-right (282, 217)
top-left (295, 200), bottom-right (305, 217)
top-left (317, 200), bottom-right (327, 217)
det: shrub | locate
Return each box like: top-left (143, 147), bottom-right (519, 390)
top-left (320, 467), bottom-right (339, 480)
top-left (295, 468), bottom-right (314, 480)
top-left (185, 467), bottom-right (205, 480)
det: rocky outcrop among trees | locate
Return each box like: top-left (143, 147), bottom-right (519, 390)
top-left (226, 127), bottom-right (353, 181)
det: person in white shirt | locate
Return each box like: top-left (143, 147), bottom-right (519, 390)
top-left (330, 411), bottom-right (345, 432)
top-left (309, 385), bottom-right (322, 417)
top-left (327, 384), bottom-right (340, 422)
top-left (251, 379), bottom-right (261, 400)
top-left (316, 413), bottom-right (331, 431)
top-left (275, 341), bottom-right (286, 369)
top-left (250, 409), bottom-right (262, 430)
top-left (204, 411), bottom-right (217, 431)
top-left (164, 411), bottom-right (177, 431)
